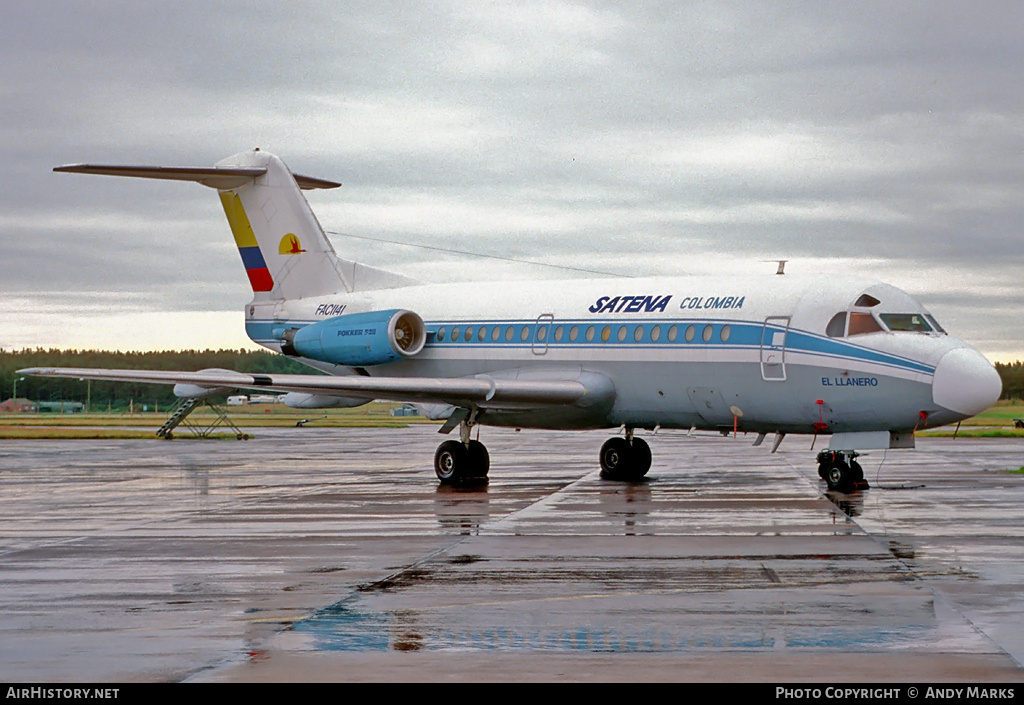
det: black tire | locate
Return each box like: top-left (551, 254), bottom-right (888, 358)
top-left (849, 459), bottom-right (864, 482)
top-left (824, 461), bottom-right (854, 492)
top-left (818, 462), bottom-right (829, 480)
top-left (467, 440), bottom-right (490, 478)
top-left (435, 440), bottom-right (469, 484)
top-left (600, 437), bottom-right (632, 480)
top-left (629, 437), bottom-right (652, 479)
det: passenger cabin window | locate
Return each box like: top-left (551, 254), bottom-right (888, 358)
top-left (879, 313), bottom-right (932, 333)
top-left (848, 312), bottom-right (884, 336)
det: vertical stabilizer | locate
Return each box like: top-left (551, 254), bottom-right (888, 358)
top-left (54, 150), bottom-right (418, 300)
top-left (215, 150), bottom-right (353, 300)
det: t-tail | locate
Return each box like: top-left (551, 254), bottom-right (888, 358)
top-left (55, 149), bottom-right (415, 300)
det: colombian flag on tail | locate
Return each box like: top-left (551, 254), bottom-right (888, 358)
top-left (219, 192), bottom-right (273, 292)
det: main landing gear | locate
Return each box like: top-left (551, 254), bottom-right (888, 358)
top-left (599, 429), bottom-right (652, 481)
top-left (816, 450), bottom-right (869, 493)
top-left (434, 419), bottom-right (489, 486)
top-left (432, 421), bottom-right (654, 486)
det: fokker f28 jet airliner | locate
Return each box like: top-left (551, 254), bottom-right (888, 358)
top-left (21, 149), bottom-right (1002, 491)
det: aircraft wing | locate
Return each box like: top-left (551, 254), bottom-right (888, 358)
top-left (16, 367), bottom-right (611, 409)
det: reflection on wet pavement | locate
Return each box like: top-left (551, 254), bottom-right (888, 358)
top-left (0, 428), bottom-right (1021, 680)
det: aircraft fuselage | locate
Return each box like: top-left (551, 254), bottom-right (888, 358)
top-left (245, 273), bottom-right (997, 437)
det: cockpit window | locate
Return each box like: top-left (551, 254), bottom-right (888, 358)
top-left (854, 294), bottom-right (881, 307)
top-left (924, 314), bottom-right (946, 334)
top-left (826, 313), bottom-right (847, 338)
top-left (848, 312), bottom-right (884, 336)
top-left (879, 313), bottom-right (932, 333)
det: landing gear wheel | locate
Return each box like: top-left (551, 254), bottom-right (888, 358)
top-left (824, 461), bottom-right (855, 493)
top-left (848, 459), bottom-right (869, 489)
top-left (630, 437), bottom-right (652, 479)
top-left (599, 437), bottom-right (651, 481)
top-left (466, 440), bottom-right (490, 479)
top-left (849, 460), bottom-right (864, 482)
top-left (434, 439), bottom-right (489, 485)
top-left (435, 440), bottom-right (469, 485)
top-left (600, 437), bottom-right (632, 480)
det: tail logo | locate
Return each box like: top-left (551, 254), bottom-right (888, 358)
top-left (279, 233), bottom-right (306, 255)
top-left (220, 192), bottom-right (273, 293)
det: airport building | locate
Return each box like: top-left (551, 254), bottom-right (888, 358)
top-left (35, 401), bottom-right (85, 413)
top-left (0, 397), bottom-right (36, 413)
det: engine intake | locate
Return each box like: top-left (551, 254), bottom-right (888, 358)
top-left (282, 309), bottom-right (426, 366)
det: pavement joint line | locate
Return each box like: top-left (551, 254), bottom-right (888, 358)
top-left (784, 448), bottom-right (1024, 670)
top-left (283, 470), bottom-right (608, 626)
top-left (272, 569), bottom-right (967, 620)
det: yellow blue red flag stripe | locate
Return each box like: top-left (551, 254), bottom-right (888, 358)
top-left (219, 192), bottom-right (273, 292)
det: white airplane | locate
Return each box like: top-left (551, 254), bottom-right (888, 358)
top-left (21, 149), bottom-right (1002, 491)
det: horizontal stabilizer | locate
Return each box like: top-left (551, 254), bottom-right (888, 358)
top-left (53, 164), bottom-right (341, 190)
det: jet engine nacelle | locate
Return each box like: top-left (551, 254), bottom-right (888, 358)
top-left (281, 309), bottom-right (427, 366)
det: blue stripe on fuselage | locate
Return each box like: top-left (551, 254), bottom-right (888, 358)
top-left (244, 317), bottom-right (935, 376)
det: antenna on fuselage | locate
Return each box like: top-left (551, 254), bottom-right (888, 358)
top-left (763, 259), bottom-right (787, 275)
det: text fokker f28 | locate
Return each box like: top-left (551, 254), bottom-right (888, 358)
top-left (21, 150), bottom-right (1002, 490)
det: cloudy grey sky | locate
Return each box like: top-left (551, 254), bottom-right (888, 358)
top-left (2, 1), bottom-right (1022, 360)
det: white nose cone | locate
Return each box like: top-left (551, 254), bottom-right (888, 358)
top-left (932, 347), bottom-right (1002, 417)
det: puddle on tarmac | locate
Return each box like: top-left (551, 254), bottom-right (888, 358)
top-left (289, 602), bottom-right (934, 653)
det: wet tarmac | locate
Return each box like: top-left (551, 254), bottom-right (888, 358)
top-left (0, 427), bottom-right (1021, 682)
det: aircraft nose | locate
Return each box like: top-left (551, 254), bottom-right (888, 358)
top-left (932, 347), bottom-right (1002, 417)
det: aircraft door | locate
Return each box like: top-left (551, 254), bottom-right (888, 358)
top-left (532, 313), bottom-right (554, 355)
top-left (760, 316), bottom-right (791, 381)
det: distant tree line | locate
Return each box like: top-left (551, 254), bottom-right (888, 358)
top-left (996, 361), bottom-right (1024, 400)
top-left (0, 349), bottom-right (317, 412)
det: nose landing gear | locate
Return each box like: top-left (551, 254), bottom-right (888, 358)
top-left (816, 450), bottom-right (869, 493)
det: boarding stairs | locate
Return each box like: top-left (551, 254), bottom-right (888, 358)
top-left (156, 397), bottom-right (250, 440)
